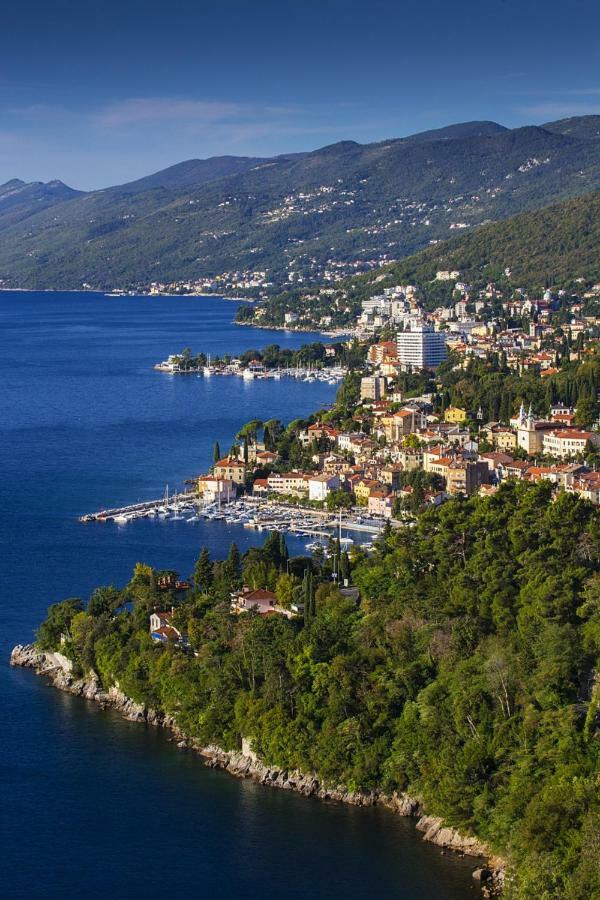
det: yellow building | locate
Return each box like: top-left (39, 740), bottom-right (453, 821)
top-left (444, 406), bottom-right (467, 424)
top-left (492, 429), bottom-right (517, 451)
top-left (354, 478), bottom-right (380, 506)
top-left (214, 457), bottom-right (248, 485)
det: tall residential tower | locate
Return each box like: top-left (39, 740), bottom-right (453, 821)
top-left (396, 324), bottom-right (447, 370)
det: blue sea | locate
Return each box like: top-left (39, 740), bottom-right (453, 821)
top-left (0, 292), bottom-right (475, 899)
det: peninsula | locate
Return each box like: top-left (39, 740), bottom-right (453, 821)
top-left (13, 477), bottom-right (598, 897)
top-left (13, 321), bottom-right (600, 896)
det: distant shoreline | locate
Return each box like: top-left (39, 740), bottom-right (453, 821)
top-left (0, 287), bottom-right (255, 302)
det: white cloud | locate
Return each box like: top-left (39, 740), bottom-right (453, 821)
top-left (515, 101), bottom-right (600, 120)
top-left (94, 97), bottom-right (243, 127)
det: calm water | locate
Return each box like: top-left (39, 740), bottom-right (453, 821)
top-left (0, 292), bottom-right (475, 899)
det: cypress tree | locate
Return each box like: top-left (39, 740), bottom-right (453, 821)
top-left (339, 551), bottom-right (350, 584)
top-left (279, 533), bottom-right (289, 568)
top-left (213, 441), bottom-right (221, 464)
top-left (193, 547), bottom-right (213, 592)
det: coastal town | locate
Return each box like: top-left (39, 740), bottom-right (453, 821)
top-left (7, 1), bottom-right (600, 896)
top-left (79, 260), bottom-right (600, 548)
top-left (145, 265), bottom-right (600, 527)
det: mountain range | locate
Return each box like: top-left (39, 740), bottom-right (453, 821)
top-left (0, 115), bottom-right (599, 292)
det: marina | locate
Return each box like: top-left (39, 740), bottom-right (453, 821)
top-left (79, 493), bottom-right (385, 547)
top-left (154, 355), bottom-right (347, 384)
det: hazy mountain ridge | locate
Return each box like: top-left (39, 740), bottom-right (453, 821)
top-left (1, 115), bottom-right (599, 291)
top-left (0, 178), bottom-right (82, 231)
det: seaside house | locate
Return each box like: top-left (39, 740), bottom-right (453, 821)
top-left (255, 450), bottom-right (279, 466)
top-left (252, 477), bottom-right (270, 495)
top-left (266, 471), bottom-right (310, 497)
top-left (197, 475), bottom-right (237, 503)
top-left (354, 478), bottom-right (382, 506)
top-left (368, 490), bottom-right (393, 518)
top-left (150, 610), bottom-right (184, 645)
top-left (214, 457), bottom-right (248, 486)
top-left (308, 473), bottom-right (340, 502)
top-left (230, 587), bottom-right (295, 617)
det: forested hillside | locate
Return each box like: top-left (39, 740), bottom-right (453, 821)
top-left (371, 189), bottom-right (600, 295)
top-left (1, 116), bottom-right (600, 291)
top-left (36, 483), bottom-right (600, 897)
top-left (246, 189), bottom-right (600, 327)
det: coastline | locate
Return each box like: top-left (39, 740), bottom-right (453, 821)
top-left (0, 287), bottom-right (254, 302)
top-left (11, 642), bottom-right (504, 896)
top-left (234, 319), bottom-right (354, 338)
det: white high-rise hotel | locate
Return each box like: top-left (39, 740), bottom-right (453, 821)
top-left (396, 324), bottom-right (447, 370)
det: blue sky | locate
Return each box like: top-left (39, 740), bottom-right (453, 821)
top-left (1, 0), bottom-right (599, 189)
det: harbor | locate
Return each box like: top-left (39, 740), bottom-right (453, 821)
top-left (79, 493), bottom-right (386, 550)
top-left (154, 355), bottom-right (347, 384)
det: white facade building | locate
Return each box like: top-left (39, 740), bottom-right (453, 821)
top-left (308, 474), bottom-right (340, 502)
top-left (396, 325), bottom-right (447, 370)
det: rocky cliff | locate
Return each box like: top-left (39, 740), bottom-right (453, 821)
top-left (11, 643), bottom-right (504, 894)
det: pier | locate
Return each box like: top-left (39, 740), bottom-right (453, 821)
top-left (79, 491), bottom-right (196, 523)
top-left (78, 493), bottom-right (387, 538)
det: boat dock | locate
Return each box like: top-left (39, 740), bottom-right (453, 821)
top-left (154, 356), bottom-right (346, 384)
top-left (79, 491), bottom-right (196, 523)
top-left (78, 493), bottom-right (386, 538)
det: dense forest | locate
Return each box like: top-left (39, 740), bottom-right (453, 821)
top-left (36, 482), bottom-right (599, 898)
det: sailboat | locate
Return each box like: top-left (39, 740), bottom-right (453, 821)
top-left (337, 508), bottom-right (354, 546)
top-left (170, 492), bottom-right (183, 520)
top-left (203, 354), bottom-right (213, 376)
top-left (157, 485), bottom-right (170, 517)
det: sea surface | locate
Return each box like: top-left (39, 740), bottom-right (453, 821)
top-left (0, 292), bottom-right (476, 899)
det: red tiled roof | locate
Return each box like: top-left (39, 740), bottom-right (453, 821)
top-left (551, 430), bottom-right (592, 440)
top-left (243, 589), bottom-right (277, 602)
top-left (153, 625), bottom-right (180, 640)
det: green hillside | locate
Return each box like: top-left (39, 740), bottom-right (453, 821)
top-left (245, 190), bottom-right (600, 327)
top-left (1, 116), bottom-right (600, 291)
top-left (35, 482), bottom-right (600, 897)
top-left (367, 189), bottom-right (600, 294)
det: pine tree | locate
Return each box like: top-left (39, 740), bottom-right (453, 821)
top-left (227, 541), bottom-right (241, 574)
top-left (193, 547), bottom-right (213, 592)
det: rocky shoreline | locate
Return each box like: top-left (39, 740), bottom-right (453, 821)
top-left (11, 643), bottom-right (504, 895)
top-left (234, 319), bottom-right (353, 338)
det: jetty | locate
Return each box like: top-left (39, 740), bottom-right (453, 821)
top-left (79, 490), bottom-right (196, 523)
top-left (78, 492), bottom-right (386, 538)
